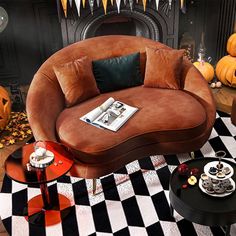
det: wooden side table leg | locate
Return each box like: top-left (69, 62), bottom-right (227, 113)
top-left (225, 225), bottom-right (231, 236)
top-left (190, 152), bottom-right (195, 159)
top-left (231, 97), bottom-right (236, 126)
top-left (170, 204), bottom-right (174, 217)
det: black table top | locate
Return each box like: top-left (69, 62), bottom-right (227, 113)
top-left (169, 157), bottom-right (236, 226)
top-left (5, 141), bottom-right (74, 185)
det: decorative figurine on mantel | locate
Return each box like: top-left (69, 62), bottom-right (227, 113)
top-left (29, 141), bottom-right (54, 168)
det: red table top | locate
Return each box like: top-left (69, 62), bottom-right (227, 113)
top-left (5, 141), bottom-right (74, 184)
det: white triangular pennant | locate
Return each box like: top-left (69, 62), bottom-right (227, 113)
top-left (116, 0), bottom-right (121, 13)
top-left (123, 0), bottom-right (127, 5)
top-left (69, 0), bottom-right (73, 7)
top-left (129, 0), bottom-right (133, 11)
top-left (155, 0), bottom-right (159, 10)
top-left (89, 0), bottom-right (94, 14)
top-left (96, 0), bottom-right (100, 6)
top-left (75, 0), bottom-right (81, 16)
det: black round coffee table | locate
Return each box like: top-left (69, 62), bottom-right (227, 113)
top-left (5, 141), bottom-right (74, 226)
top-left (169, 158), bottom-right (236, 236)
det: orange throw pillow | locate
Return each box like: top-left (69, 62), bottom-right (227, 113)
top-left (53, 56), bottom-right (100, 107)
top-left (144, 47), bottom-right (184, 89)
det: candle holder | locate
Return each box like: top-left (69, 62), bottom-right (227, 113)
top-left (30, 141), bottom-right (54, 168)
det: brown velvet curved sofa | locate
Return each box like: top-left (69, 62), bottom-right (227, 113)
top-left (26, 35), bottom-right (216, 179)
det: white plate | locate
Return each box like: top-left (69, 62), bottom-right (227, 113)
top-left (204, 161), bottom-right (234, 180)
top-left (199, 178), bottom-right (235, 198)
top-left (29, 150), bottom-right (54, 168)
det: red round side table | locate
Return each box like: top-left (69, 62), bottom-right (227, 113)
top-left (5, 141), bottom-right (74, 226)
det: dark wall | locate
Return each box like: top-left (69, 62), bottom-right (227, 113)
top-left (0, 0), bottom-right (235, 86)
top-left (0, 0), bottom-right (62, 86)
top-left (179, 0), bottom-right (236, 64)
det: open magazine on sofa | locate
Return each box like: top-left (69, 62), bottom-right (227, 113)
top-left (80, 97), bottom-right (138, 132)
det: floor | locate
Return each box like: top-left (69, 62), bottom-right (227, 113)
top-left (0, 142), bottom-right (27, 236)
top-left (1, 111), bottom-right (236, 235)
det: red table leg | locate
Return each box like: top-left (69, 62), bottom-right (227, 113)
top-left (25, 169), bottom-right (72, 226)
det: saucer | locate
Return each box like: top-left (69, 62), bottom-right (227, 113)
top-left (204, 161), bottom-right (234, 180)
top-left (199, 178), bottom-right (235, 197)
top-left (29, 150), bottom-right (54, 168)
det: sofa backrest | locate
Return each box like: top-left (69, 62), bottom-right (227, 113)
top-left (37, 35), bottom-right (170, 82)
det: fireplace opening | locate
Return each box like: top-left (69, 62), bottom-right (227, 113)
top-left (95, 17), bottom-right (136, 36)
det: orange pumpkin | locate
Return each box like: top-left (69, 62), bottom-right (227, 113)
top-left (227, 33), bottom-right (236, 57)
top-left (0, 86), bottom-right (11, 130)
top-left (216, 55), bottom-right (236, 87)
top-left (193, 61), bottom-right (214, 82)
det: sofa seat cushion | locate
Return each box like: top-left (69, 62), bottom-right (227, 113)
top-left (56, 86), bottom-right (207, 164)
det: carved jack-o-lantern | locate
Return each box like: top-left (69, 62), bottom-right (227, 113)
top-left (0, 86), bottom-right (11, 130)
top-left (216, 55), bottom-right (236, 87)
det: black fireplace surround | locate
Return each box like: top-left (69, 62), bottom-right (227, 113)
top-left (58, 0), bottom-right (179, 48)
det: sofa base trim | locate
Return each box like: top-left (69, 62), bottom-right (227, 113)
top-left (68, 130), bottom-right (211, 179)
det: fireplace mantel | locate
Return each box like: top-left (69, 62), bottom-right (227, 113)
top-left (58, 0), bottom-right (179, 48)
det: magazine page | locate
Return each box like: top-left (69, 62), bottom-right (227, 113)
top-left (80, 97), bottom-right (115, 124)
top-left (93, 101), bottom-right (138, 132)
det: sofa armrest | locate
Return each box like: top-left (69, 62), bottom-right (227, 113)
top-left (184, 66), bottom-right (216, 129)
top-left (26, 73), bottom-right (65, 141)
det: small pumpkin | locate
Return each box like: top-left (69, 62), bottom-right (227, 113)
top-left (215, 55), bottom-right (236, 87)
top-left (0, 86), bottom-right (11, 130)
top-left (227, 33), bottom-right (236, 57)
top-left (193, 61), bottom-right (214, 82)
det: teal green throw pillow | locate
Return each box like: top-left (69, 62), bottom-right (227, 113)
top-left (92, 52), bottom-right (143, 93)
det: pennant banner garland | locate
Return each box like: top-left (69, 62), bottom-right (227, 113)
top-left (102, 0), bottom-right (108, 14)
top-left (142, 0), bottom-right (146, 11)
top-left (155, 0), bottom-right (159, 10)
top-left (88, 0), bottom-right (95, 14)
top-left (129, 0), bottom-right (133, 11)
top-left (61, 0), bottom-right (180, 17)
top-left (74, 0), bottom-right (81, 16)
top-left (116, 0), bottom-right (121, 13)
top-left (61, 0), bottom-right (68, 17)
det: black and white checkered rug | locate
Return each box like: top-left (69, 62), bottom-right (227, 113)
top-left (1, 111), bottom-right (236, 236)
